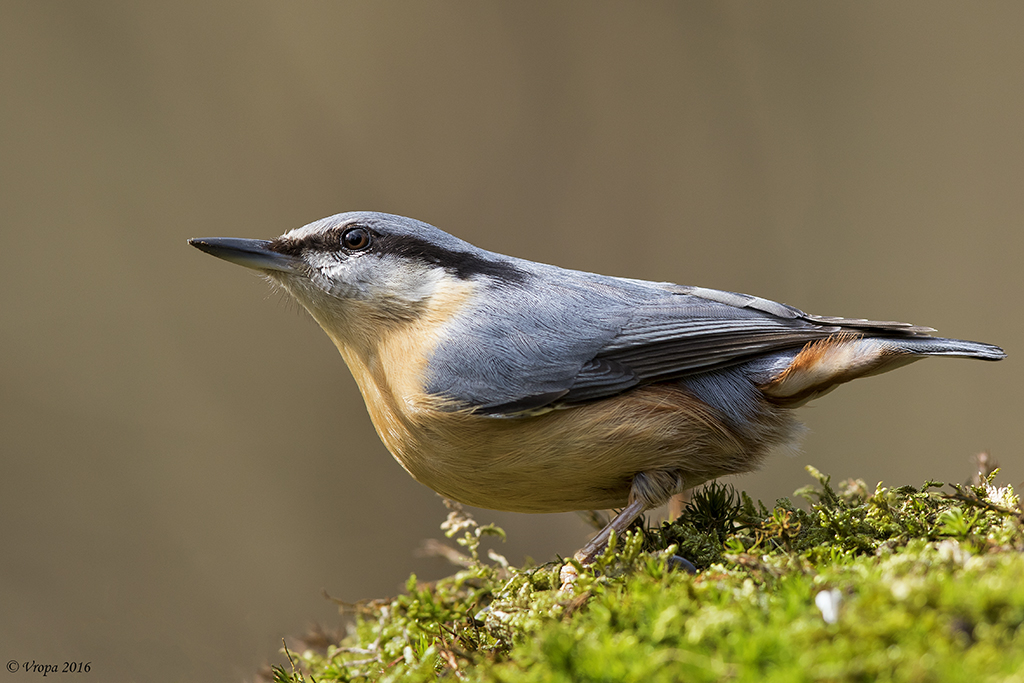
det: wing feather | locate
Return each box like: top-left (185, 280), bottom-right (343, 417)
top-left (562, 288), bottom-right (933, 406)
top-left (426, 270), bottom-right (932, 416)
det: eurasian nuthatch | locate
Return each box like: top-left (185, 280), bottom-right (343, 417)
top-left (190, 212), bottom-right (1005, 564)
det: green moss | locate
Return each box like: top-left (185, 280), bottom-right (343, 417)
top-left (269, 468), bottom-right (1024, 683)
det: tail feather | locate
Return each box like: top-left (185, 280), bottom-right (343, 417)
top-left (885, 337), bottom-right (1006, 361)
top-left (760, 333), bottom-right (1004, 406)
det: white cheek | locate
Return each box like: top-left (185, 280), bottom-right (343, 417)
top-left (314, 261), bottom-right (363, 298)
top-left (387, 265), bottom-right (448, 303)
top-left (312, 254), bottom-right (446, 305)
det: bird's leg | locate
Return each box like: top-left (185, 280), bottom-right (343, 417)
top-left (561, 471), bottom-right (686, 589)
top-left (572, 497), bottom-right (647, 565)
top-left (560, 497), bottom-right (646, 589)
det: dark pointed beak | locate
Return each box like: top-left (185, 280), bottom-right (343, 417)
top-left (188, 237), bottom-right (304, 273)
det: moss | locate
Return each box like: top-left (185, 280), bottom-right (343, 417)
top-left (268, 468), bottom-right (1024, 683)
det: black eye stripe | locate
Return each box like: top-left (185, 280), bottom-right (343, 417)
top-left (267, 224), bottom-right (373, 256)
top-left (267, 226), bottom-right (528, 284)
top-left (376, 234), bottom-right (529, 284)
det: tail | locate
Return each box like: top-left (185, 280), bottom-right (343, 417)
top-left (882, 337), bottom-right (1006, 361)
top-left (760, 333), bottom-right (1005, 405)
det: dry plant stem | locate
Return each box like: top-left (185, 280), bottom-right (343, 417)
top-left (573, 498), bottom-right (647, 564)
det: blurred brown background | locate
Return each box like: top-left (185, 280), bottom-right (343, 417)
top-left (1, 2), bottom-right (1020, 681)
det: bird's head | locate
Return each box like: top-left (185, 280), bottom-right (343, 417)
top-left (189, 211), bottom-right (527, 352)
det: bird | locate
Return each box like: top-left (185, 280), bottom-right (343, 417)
top-left (189, 211), bottom-right (1005, 566)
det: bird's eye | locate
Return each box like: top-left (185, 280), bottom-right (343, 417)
top-left (341, 227), bottom-right (371, 251)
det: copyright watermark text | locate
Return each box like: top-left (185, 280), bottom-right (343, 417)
top-left (6, 661), bottom-right (91, 676)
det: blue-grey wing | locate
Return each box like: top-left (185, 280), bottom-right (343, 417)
top-left (564, 284), bottom-right (933, 404)
top-left (424, 271), bottom-right (931, 416)
top-left (423, 273), bottom-right (632, 414)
